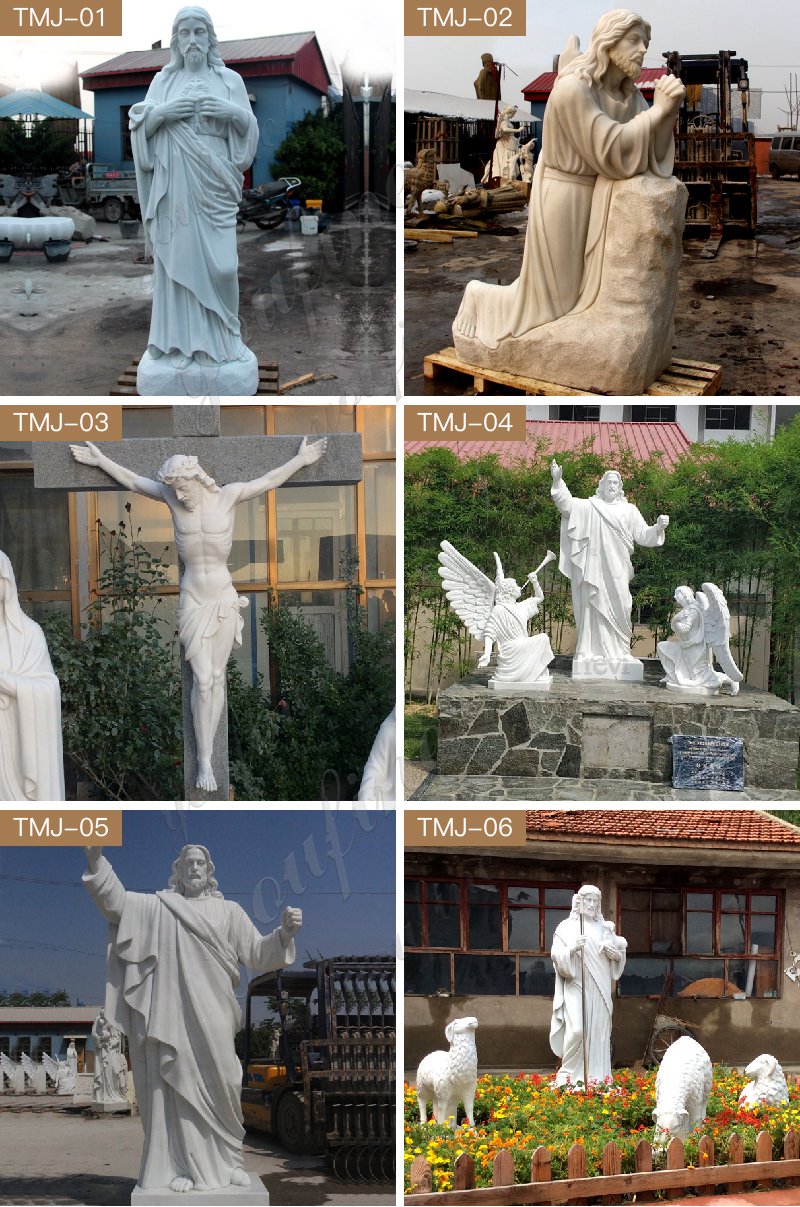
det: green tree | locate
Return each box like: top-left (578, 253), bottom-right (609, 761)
top-left (0, 117), bottom-right (76, 174)
top-left (41, 508), bottom-right (183, 800)
top-left (271, 105), bottom-right (345, 209)
top-left (0, 989), bottom-right (71, 1006)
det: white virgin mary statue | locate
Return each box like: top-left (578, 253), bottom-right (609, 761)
top-left (130, 7), bottom-right (260, 395)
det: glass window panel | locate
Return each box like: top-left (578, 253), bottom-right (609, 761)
top-left (652, 899), bottom-right (682, 954)
top-left (508, 886), bottom-right (537, 905)
top-left (720, 911), bottom-right (747, 954)
top-left (219, 406), bottom-right (267, 435)
top-left (229, 496), bottom-right (268, 584)
top-left (622, 889), bottom-right (651, 909)
top-left (467, 884), bottom-right (499, 904)
top-left (621, 911), bottom-right (650, 952)
top-left (544, 909), bottom-right (566, 951)
top-left (0, 471), bottom-right (71, 592)
top-left (686, 911), bottom-right (713, 953)
top-left (96, 494), bottom-right (179, 585)
top-left (754, 960), bottom-right (779, 998)
top-left (121, 406), bottom-right (174, 437)
top-left (455, 954), bottom-right (515, 995)
top-left (405, 880), bottom-right (421, 901)
top-left (617, 957), bottom-right (670, 996)
top-left (752, 895), bottom-right (778, 912)
top-left (23, 598), bottom-right (72, 626)
top-left (468, 905), bottom-right (502, 950)
top-left (519, 957), bottom-right (556, 995)
top-left (272, 406), bottom-right (355, 436)
top-left (544, 887), bottom-right (576, 907)
top-left (751, 915), bottom-right (776, 953)
top-left (508, 907), bottom-right (540, 951)
top-left (427, 882), bottom-right (459, 903)
top-left (230, 591), bottom-right (271, 686)
top-left (406, 953), bottom-right (451, 995)
top-left (276, 484), bottom-right (355, 582)
top-left (367, 588), bottom-right (395, 632)
top-left (404, 902), bottom-right (422, 947)
top-left (654, 891), bottom-right (681, 910)
top-left (672, 958), bottom-right (725, 994)
top-left (277, 589), bottom-right (350, 673)
top-left (428, 904), bottom-right (460, 948)
top-left (364, 461), bottom-right (395, 581)
top-left (722, 893), bottom-right (747, 912)
top-left (687, 893), bottom-right (713, 910)
top-left (362, 406), bottom-right (396, 454)
top-left (727, 960), bottom-right (753, 994)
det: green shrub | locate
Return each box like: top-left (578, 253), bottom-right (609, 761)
top-left (271, 105), bottom-right (346, 209)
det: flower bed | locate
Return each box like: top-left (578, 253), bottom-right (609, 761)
top-left (404, 1067), bottom-right (800, 1193)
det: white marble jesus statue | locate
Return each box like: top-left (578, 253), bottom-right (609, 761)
top-left (551, 460), bottom-right (669, 680)
top-left (83, 843), bottom-right (301, 1195)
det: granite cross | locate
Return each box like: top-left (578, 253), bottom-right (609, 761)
top-left (33, 405), bottom-right (362, 801)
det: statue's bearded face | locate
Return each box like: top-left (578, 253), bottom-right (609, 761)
top-left (177, 17), bottom-right (210, 66)
top-left (598, 472), bottom-right (623, 503)
top-left (180, 847), bottom-right (210, 896)
top-left (579, 891), bottom-right (601, 918)
top-left (173, 477), bottom-right (201, 511)
top-left (608, 23), bottom-right (648, 81)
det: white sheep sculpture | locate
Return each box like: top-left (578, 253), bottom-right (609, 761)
top-left (416, 1016), bottom-right (478, 1128)
top-left (739, 1054), bottom-right (789, 1108)
top-left (653, 1035), bottom-right (712, 1149)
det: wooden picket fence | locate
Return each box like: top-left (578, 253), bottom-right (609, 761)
top-left (405, 1129), bottom-right (800, 1204)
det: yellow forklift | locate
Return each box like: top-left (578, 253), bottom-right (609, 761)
top-left (240, 956), bottom-right (395, 1180)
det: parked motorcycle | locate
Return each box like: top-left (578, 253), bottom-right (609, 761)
top-left (237, 177), bottom-right (301, 230)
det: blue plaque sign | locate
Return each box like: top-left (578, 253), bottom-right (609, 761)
top-left (670, 734), bottom-right (744, 791)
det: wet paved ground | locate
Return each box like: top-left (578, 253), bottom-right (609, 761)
top-left (0, 1103), bottom-right (394, 1206)
top-left (407, 769), bottom-right (800, 801)
top-left (404, 178), bottom-right (800, 396)
top-left (0, 207), bottom-right (396, 397)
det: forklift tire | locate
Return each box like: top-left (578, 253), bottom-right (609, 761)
top-left (275, 1091), bottom-right (305, 1153)
top-left (103, 197), bottom-right (124, 223)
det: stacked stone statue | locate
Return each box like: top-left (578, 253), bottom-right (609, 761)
top-left (83, 842), bottom-right (302, 1202)
top-left (453, 8), bottom-right (688, 394)
top-left (550, 885), bottom-right (627, 1087)
top-left (131, 7), bottom-right (260, 395)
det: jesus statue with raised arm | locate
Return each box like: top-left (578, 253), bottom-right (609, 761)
top-left (70, 436), bottom-right (327, 791)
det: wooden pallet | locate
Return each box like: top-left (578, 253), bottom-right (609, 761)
top-left (111, 358), bottom-right (280, 396)
top-left (423, 347), bottom-right (722, 397)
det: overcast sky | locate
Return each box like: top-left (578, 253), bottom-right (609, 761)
top-left (407, 0), bottom-right (800, 134)
top-left (1, 0), bottom-right (396, 107)
top-left (0, 807), bottom-right (396, 1006)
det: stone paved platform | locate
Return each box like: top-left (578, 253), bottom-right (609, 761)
top-left (409, 772), bottom-right (800, 802)
top-left (438, 660), bottom-right (800, 789)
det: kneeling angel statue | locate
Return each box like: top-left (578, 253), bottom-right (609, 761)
top-left (438, 542), bottom-right (555, 688)
top-left (657, 583), bottom-right (744, 695)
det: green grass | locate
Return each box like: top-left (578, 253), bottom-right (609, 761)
top-left (405, 704), bottom-right (438, 760)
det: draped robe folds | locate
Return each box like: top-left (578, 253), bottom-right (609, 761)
top-left (84, 857), bottom-right (294, 1191)
top-left (455, 71), bottom-right (675, 348)
top-left (657, 603), bottom-right (720, 689)
top-left (484, 601), bottom-right (553, 683)
top-left (0, 609), bottom-right (64, 801)
top-left (552, 480), bottom-right (665, 663)
top-left (550, 917), bottom-right (626, 1086)
top-left (130, 64), bottom-right (258, 363)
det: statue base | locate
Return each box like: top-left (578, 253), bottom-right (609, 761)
top-left (435, 659), bottom-right (800, 789)
top-left (452, 175), bottom-right (688, 396)
top-left (664, 681), bottom-right (721, 697)
top-left (90, 1099), bottom-right (130, 1113)
top-left (572, 656), bottom-right (643, 683)
top-left (132, 1173), bottom-right (268, 1205)
top-left (489, 673), bottom-right (552, 691)
top-left (136, 348), bottom-right (259, 397)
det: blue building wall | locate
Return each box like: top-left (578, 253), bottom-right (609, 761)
top-left (90, 77), bottom-right (323, 186)
top-left (0, 1027), bottom-right (94, 1059)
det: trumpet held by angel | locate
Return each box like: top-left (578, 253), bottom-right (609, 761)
top-left (438, 541), bottom-right (556, 689)
top-left (657, 582), bottom-right (744, 696)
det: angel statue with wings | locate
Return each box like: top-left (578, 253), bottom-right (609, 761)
top-left (438, 541), bottom-right (556, 688)
top-left (657, 583), bottom-right (744, 695)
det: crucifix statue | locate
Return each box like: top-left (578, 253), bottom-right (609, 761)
top-left (33, 405), bottom-right (362, 800)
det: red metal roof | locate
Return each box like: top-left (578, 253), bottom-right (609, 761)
top-left (405, 420), bottom-right (692, 469)
top-left (82, 32), bottom-right (330, 94)
top-left (522, 66), bottom-right (665, 103)
top-left (525, 810), bottom-right (800, 847)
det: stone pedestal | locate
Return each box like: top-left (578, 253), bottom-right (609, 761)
top-left (453, 174), bottom-right (688, 395)
top-left (136, 349), bottom-right (259, 397)
top-left (73, 1072), bottom-right (93, 1107)
top-left (91, 1099), bottom-right (130, 1114)
top-left (131, 1174), bottom-right (267, 1205)
top-left (437, 659), bottom-right (800, 788)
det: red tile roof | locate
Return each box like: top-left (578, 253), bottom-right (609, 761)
top-left (522, 67), bottom-right (666, 102)
top-left (526, 810), bottom-right (800, 846)
top-left (405, 420), bottom-right (692, 469)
